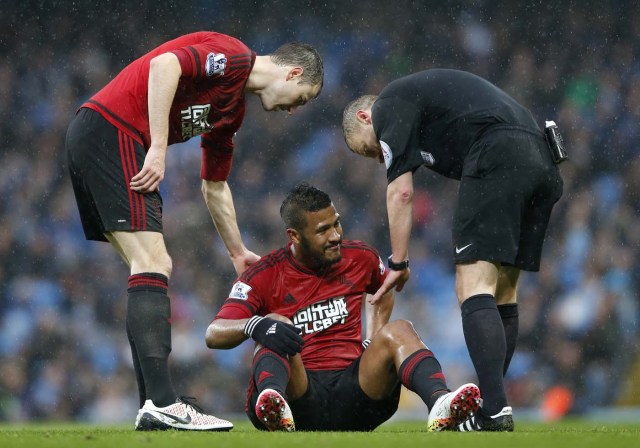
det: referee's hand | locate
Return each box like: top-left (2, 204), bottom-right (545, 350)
top-left (368, 268), bottom-right (410, 304)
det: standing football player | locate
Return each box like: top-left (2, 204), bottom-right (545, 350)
top-left (66, 32), bottom-right (323, 431)
top-left (342, 69), bottom-right (564, 431)
top-left (206, 183), bottom-right (481, 431)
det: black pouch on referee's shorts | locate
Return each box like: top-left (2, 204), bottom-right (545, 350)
top-left (544, 120), bottom-right (568, 164)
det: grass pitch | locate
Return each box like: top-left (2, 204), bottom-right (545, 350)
top-left (1, 420), bottom-right (639, 448)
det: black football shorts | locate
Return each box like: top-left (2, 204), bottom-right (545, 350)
top-left (246, 357), bottom-right (401, 431)
top-left (453, 125), bottom-right (563, 271)
top-left (66, 108), bottom-right (163, 241)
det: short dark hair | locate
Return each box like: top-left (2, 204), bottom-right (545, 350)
top-left (342, 94), bottom-right (378, 152)
top-left (280, 183), bottom-right (332, 231)
top-left (270, 42), bottom-right (324, 88)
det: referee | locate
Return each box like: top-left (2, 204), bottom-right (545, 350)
top-left (342, 69), bottom-right (564, 432)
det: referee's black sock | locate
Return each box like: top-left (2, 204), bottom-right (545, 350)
top-left (127, 273), bottom-right (177, 408)
top-left (498, 303), bottom-right (519, 376)
top-left (461, 294), bottom-right (508, 415)
top-left (398, 348), bottom-right (449, 411)
top-left (253, 348), bottom-right (290, 398)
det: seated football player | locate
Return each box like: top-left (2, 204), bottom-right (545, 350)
top-left (205, 183), bottom-right (480, 431)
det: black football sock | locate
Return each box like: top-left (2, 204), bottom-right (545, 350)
top-left (498, 303), bottom-right (519, 376)
top-left (253, 348), bottom-right (291, 398)
top-left (398, 348), bottom-right (449, 410)
top-left (126, 321), bottom-right (146, 408)
top-left (461, 294), bottom-right (508, 415)
top-left (127, 273), bottom-right (176, 407)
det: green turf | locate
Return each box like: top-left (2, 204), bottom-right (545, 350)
top-left (1, 421), bottom-right (639, 448)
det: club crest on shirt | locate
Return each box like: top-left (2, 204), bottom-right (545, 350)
top-left (228, 281), bottom-right (252, 300)
top-left (181, 104), bottom-right (212, 139)
top-left (205, 52), bottom-right (227, 76)
top-left (421, 151), bottom-right (435, 166)
top-left (292, 296), bottom-right (349, 335)
top-left (378, 256), bottom-right (386, 275)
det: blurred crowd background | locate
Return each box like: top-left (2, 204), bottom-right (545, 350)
top-left (1, 0), bottom-right (639, 424)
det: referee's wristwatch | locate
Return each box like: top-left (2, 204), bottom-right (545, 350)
top-left (387, 255), bottom-right (409, 271)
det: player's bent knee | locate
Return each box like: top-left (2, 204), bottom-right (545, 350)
top-left (377, 319), bottom-right (417, 343)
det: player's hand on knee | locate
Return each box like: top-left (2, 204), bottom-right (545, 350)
top-left (244, 316), bottom-right (304, 357)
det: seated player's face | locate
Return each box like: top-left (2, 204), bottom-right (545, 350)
top-left (298, 205), bottom-right (343, 269)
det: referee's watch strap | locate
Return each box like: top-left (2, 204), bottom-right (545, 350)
top-left (387, 255), bottom-right (409, 271)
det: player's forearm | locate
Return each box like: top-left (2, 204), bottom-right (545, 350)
top-left (365, 290), bottom-right (395, 339)
top-left (148, 52), bottom-right (181, 150)
top-left (386, 172), bottom-right (414, 262)
top-left (205, 318), bottom-right (249, 349)
top-left (202, 179), bottom-right (246, 259)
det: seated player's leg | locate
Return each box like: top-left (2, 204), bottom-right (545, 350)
top-left (248, 314), bottom-right (307, 432)
top-left (359, 320), bottom-right (480, 430)
top-left (359, 320), bottom-right (422, 400)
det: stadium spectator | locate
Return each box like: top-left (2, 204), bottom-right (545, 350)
top-left (206, 183), bottom-right (480, 431)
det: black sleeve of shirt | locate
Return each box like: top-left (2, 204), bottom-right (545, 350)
top-left (372, 96), bottom-right (424, 183)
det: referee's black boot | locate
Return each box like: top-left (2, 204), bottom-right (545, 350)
top-left (456, 406), bottom-right (514, 432)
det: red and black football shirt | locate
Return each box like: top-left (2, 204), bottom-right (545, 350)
top-left (215, 240), bottom-right (388, 371)
top-left (83, 31), bottom-right (256, 181)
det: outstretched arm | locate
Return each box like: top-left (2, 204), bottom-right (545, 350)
top-left (202, 179), bottom-right (261, 274)
top-left (369, 171), bottom-right (414, 303)
top-left (131, 52), bottom-right (181, 193)
top-left (206, 317), bottom-right (249, 349)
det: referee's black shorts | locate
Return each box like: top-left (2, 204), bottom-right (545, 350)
top-left (65, 108), bottom-right (163, 242)
top-left (453, 125), bottom-right (563, 271)
top-left (246, 357), bottom-right (401, 431)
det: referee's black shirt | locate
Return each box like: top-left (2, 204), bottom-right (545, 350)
top-left (372, 69), bottom-right (540, 182)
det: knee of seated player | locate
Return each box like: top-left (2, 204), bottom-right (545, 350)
top-left (375, 319), bottom-right (421, 349)
top-left (264, 313), bottom-right (294, 325)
